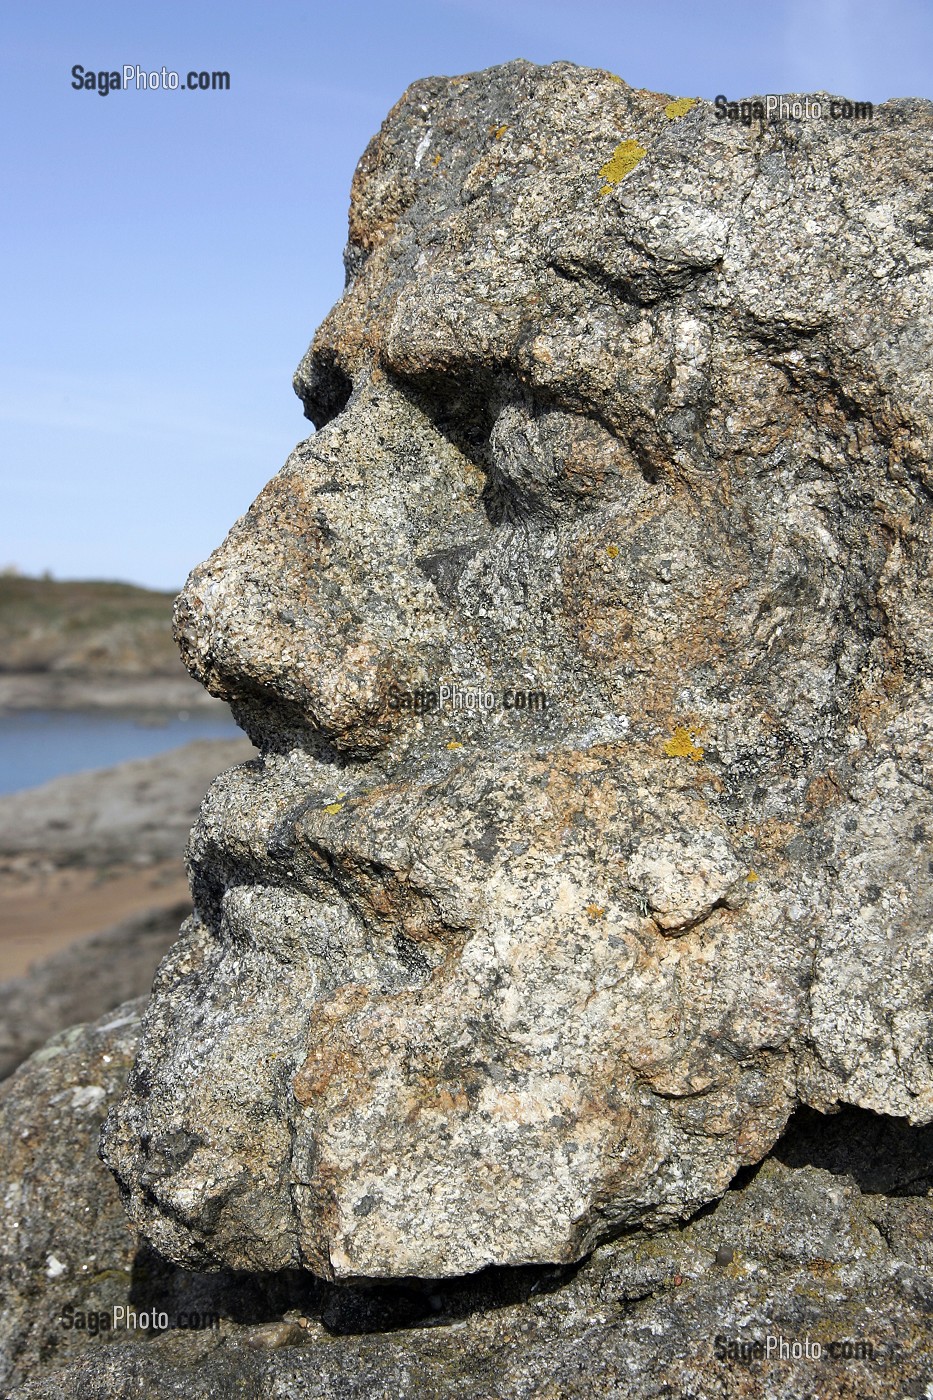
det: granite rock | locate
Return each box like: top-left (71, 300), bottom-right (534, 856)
top-left (0, 1002), bottom-right (146, 1391)
top-left (101, 63), bottom-right (933, 1280)
top-left (3, 1012), bottom-right (931, 1397)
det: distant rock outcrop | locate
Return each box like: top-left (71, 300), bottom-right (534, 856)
top-left (97, 61), bottom-right (932, 1291)
top-left (0, 576), bottom-right (222, 710)
top-left (0, 576), bottom-right (181, 676)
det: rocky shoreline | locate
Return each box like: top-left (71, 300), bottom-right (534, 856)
top-left (0, 906), bottom-right (188, 1079)
top-left (0, 575), bottom-right (225, 713)
top-left (0, 737), bottom-right (254, 1078)
top-left (0, 671), bottom-right (224, 713)
top-left (0, 737), bottom-right (255, 868)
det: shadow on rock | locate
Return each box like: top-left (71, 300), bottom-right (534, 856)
top-left (773, 1104), bottom-right (933, 1196)
top-left (129, 1239), bottom-right (581, 1335)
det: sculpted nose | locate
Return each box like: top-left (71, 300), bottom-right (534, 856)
top-left (173, 377), bottom-right (486, 754)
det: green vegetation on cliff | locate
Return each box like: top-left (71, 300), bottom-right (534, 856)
top-left (0, 576), bottom-right (182, 676)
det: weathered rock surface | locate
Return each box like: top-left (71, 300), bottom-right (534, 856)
top-left (0, 1002), bottom-right (146, 1391)
top-left (3, 1009), bottom-right (931, 1398)
top-left (102, 62), bottom-right (933, 1281)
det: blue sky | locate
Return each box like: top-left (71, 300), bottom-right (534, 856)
top-left (3, 0), bottom-right (931, 590)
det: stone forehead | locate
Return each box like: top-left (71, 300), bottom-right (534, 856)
top-left (298, 62), bottom-right (933, 443)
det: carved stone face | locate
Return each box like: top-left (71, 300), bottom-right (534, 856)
top-left (101, 62), bottom-right (933, 1279)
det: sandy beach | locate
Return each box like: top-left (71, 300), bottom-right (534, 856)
top-left (0, 735), bottom-right (254, 981)
top-left (0, 860), bottom-right (190, 980)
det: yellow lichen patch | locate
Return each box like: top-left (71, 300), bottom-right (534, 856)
top-left (431, 153), bottom-right (442, 168)
top-left (606, 74), bottom-right (624, 84)
top-left (598, 139), bottom-right (647, 195)
top-left (605, 544), bottom-right (619, 559)
top-left (746, 870), bottom-right (759, 883)
top-left (586, 904), bottom-right (607, 920)
top-left (663, 727), bottom-right (704, 762)
top-left (489, 123), bottom-right (509, 140)
top-left (323, 802), bottom-right (343, 815)
top-left (664, 97), bottom-right (697, 120)
top-left (446, 740), bottom-right (463, 750)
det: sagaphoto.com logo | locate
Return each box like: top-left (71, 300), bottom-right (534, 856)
top-left (714, 92), bottom-right (873, 127)
top-left (71, 64), bottom-right (230, 95)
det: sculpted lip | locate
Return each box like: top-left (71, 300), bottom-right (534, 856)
top-left (184, 751), bottom-right (476, 972)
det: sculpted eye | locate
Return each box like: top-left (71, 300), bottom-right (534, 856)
top-left (484, 401), bottom-right (647, 525)
top-left (388, 361), bottom-right (644, 528)
top-left (386, 364), bottom-right (502, 469)
top-left (293, 346), bottom-right (354, 429)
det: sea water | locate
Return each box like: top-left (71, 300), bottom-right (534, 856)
top-left (0, 710), bottom-right (243, 796)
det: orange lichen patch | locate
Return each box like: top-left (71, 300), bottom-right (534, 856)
top-left (365, 885), bottom-right (396, 918)
top-left (598, 139), bottom-right (647, 194)
top-left (804, 770), bottom-right (843, 813)
top-left (346, 108), bottom-right (453, 254)
top-left (293, 986), bottom-right (371, 1107)
top-left (431, 1080), bottom-right (467, 1114)
top-left (664, 97), bottom-right (697, 120)
top-left (605, 544), bottom-right (619, 559)
top-left (534, 750), bottom-right (622, 855)
top-left (751, 817), bottom-right (798, 865)
top-left (306, 280), bottom-right (386, 371)
top-left (561, 525), bottom-right (741, 709)
top-left (854, 664), bottom-right (904, 743)
top-left (586, 904), bottom-right (607, 920)
top-left (294, 1040), bottom-right (360, 1106)
top-left (663, 727), bottom-right (704, 762)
